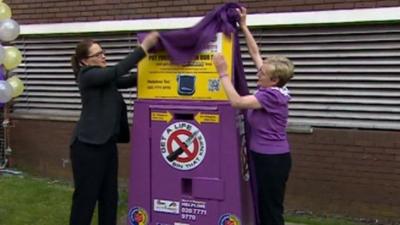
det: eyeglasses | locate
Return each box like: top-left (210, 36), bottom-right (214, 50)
top-left (88, 50), bottom-right (105, 58)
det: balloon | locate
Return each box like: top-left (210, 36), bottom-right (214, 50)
top-left (7, 75), bottom-right (24, 97)
top-left (0, 19), bottom-right (20, 42)
top-left (0, 2), bottom-right (11, 20)
top-left (3, 46), bottom-right (22, 70)
top-left (0, 45), bottom-right (5, 64)
top-left (0, 80), bottom-right (12, 103)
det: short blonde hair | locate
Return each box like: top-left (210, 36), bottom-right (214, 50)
top-left (264, 56), bottom-right (294, 87)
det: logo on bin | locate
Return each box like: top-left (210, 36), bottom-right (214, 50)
top-left (160, 122), bottom-right (206, 170)
top-left (218, 213), bottom-right (241, 225)
top-left (128, 207), bottom-right (148, 225)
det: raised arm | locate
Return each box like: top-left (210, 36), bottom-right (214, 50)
top-left (116, 74), bottom-right (137, 89)
top-left (79, 47), bottom-right (146, 87)
top-left (237, 7), bottom-right (263, 69)
top-left (213, 53), bottom-right (262, 109)
top-left (80, 32), bottom-right (159, 88)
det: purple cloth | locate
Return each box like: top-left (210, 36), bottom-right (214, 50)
top-left (138, 2), bottom-right (249, 96)
top-left (0, 66), bottom-right (5, 80)
top-left (247, 87), bottom-right (291, 155)
top-left (0, 66), bottom-right (5, 108)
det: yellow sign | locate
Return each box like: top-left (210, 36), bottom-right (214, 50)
top-left (151, 111), bottom-right (173, 123)
top-left (194, 112), bottom-right (220, 124)
top-left (138, 33), bottom-right (233, 101)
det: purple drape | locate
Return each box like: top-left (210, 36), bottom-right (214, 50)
top-left (0, 66), bottom-right (5, 109)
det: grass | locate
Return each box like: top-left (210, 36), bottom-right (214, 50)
top-left (285, 214), bottom-right (366, 225)
top-left (0, 175), bottom-right (72, 225)
top-left (0, 174), bottom-right (128, 225)
top-left (0, 174), bottom-right (366, 225)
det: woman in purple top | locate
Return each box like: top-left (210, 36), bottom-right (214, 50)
top-left (213, 7), bottom-right (294, 225)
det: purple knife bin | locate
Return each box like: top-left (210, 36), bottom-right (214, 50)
top-left (127, 100), bottom-right (254, 225)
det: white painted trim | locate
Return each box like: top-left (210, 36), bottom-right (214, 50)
top-left (20, 17), bottom-right (202, 35)
top-left (247, 6), bottom-right (400, 27)
top-left (20, 6), bottom-right (400, 35)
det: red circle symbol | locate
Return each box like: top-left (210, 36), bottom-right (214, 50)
top-left (166, 129), bottom-right (199, 163)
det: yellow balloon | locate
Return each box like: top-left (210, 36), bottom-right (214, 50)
top-left (7, 76), bottom-right (25, 97)
top-left (3, 46), bottom-right (22, 70)
top-left (0, 2), bottom-right (11, 20)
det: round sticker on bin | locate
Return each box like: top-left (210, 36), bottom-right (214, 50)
top-left (128, 207), bottom-right (148, 225)
top-left (160, 122), bottom-right (206, 170)
top-left (218, 213), bottom-right (241, 225)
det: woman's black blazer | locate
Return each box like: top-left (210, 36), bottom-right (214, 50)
top-left (71, 47), bottom-right (146, 145)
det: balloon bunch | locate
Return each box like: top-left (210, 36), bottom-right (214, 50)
top-left (0, 1), bottom-right (25, 105)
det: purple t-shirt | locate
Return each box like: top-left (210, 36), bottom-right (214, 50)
top-left (247, 87), bottom-right (290, 155)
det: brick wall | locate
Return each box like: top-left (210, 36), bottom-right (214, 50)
top-left (9, 119), bottom-right (400, 222)
top-left (5, 0), bottom-right (400, 24)
top-left (287, 129), bottom-right (400, 221)
top-left (9, 119), bottom-right (132, 181)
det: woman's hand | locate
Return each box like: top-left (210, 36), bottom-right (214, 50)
top-left (236, 7), bottom-right (247, 29)
top-left (141, 31), bottom-right (160, 52)
top-left (212, 53), bottom-right (228, 77)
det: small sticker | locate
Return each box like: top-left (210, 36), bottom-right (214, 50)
top-left (218, 213), bottom-right (241, 225)
top-left (194, 112), bottom-right (220, 124)
top-left (180, 199), bottom-right (207, 222)
top-left (208, 78), bottom-right (221, 92)
top-left (174, 223), bottom-right (190, 225)
top-left (152, 111), bottom-right (173, 123)
top-left (160, 122), bottom-right (206, 171)
top-left (154, 199), bottom-right (180, 214)
top-left (128, 207), bottom-right (148, 225)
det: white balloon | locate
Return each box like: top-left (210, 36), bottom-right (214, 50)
top-left (0, 19), bottom-right (20, 42)
top-left (0, 80), bottom-right (12, 103)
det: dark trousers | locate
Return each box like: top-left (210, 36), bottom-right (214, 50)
top-left (250, 151), bottom-right (292, 225)
top-left (69, 139), bottom-right (119, 225)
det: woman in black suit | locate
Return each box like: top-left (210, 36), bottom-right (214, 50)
top-left (69, 31), bottom-right (159, 225)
